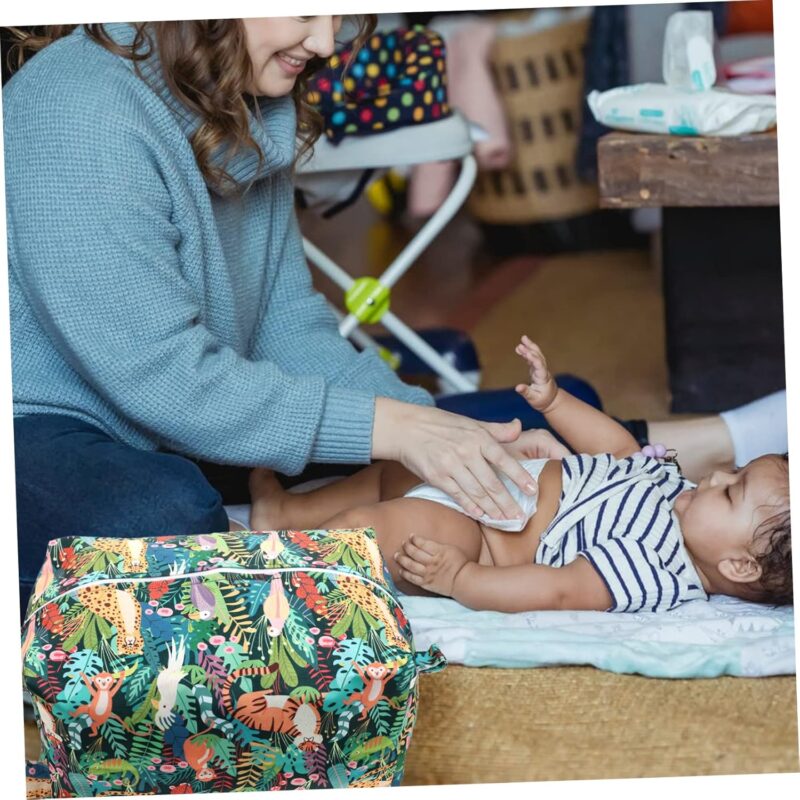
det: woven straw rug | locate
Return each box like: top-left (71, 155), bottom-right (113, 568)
top-left (403, 667), bottom-right (798, 784)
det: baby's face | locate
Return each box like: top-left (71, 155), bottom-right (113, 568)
top-left (674, 455), bottom-right (788, 569)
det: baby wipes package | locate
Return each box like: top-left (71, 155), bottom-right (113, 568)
top-left (587, 83), bottom-right (776, 137)
top-left (587, 10), bottom-right (777, 137)
top-left (662, 10), bottom-right (716, 92)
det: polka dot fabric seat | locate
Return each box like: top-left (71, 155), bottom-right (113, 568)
top-left (305, 26), bottom-right (452, 144)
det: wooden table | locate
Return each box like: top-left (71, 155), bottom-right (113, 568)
top-left (597, 131), bottom-right (784, 413)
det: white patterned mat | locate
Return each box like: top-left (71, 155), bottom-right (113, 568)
top-left (399, 593), bottom-right (795, 678)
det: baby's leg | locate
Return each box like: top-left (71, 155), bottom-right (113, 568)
top-left (249, 461), bottom-right (420, 531)
top-left (321, 498), bottom-right (483, 595)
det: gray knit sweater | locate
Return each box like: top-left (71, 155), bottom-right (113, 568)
top-left (4, 24), bottom-right (432, 474)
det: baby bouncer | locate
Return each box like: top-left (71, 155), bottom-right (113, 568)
top-left (296, 25), bottom-right (601, 420)
top-left (297, 113), bottom-right (478, 392)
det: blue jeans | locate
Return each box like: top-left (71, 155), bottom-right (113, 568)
top-left (14, 415), bottom-right (231, 619)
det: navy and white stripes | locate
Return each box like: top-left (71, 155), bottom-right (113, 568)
top-left (535, 454), bottom-right (707, 612)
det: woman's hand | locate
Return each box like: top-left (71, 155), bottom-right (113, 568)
top-left (514, 335), bottom-right (559, 413)
top-left (504, 428), bottom-right (571, 461)
top-left (372, 397), bottom-right (535, 521)
top-left (395, 534), bottom-right (468, 598)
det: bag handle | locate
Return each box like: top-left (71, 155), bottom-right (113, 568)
top-left (414, 644), bottom-right (447, 675)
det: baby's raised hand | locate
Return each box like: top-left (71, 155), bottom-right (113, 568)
top-left (515, 335), bottom-right (558, 412)
top-left (395, 535), bottom-right (468, 598)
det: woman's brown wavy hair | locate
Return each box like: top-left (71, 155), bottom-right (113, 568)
top-left (6, 17), bottom-right (376, 192)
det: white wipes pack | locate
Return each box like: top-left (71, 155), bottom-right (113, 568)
top-left (587, 83), bottom-right (777, 137)
top-left (663, 10), bottom-right (716, 92)
top-left (587, 9), bottom-right (777, 138)
top-left (403, 457), bottom-right (549, 532)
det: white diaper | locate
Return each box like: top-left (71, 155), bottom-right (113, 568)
top-left (403, 458), bottom-right (548, 532)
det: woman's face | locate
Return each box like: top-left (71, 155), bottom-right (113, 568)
top-left (241, 16), bottom-right (343, 97)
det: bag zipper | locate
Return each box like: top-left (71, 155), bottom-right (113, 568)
top-left (25, 565), bottom-right (399, 627)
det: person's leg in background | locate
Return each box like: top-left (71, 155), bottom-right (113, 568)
top-left (646, 414), bottom-right (735, 482)
top-left (719, 390), bottom-right (789, 464)
top-left (646, 390), bottom-right (788, 482)
top-left (14, 414), bottom-right (230, 619)
top-left (194, 459), bottom-right (369, 531)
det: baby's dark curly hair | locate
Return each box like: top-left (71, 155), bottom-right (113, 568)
top-left (752, 453), bottom-right (792, 606)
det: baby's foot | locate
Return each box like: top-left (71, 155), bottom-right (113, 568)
top-left (249, 468), bottom-right (289, 531)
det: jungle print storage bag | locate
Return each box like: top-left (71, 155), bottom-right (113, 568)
top-left (22, 527), bottom-right (446, 794)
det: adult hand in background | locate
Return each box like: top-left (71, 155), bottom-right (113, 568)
top-left (504, 428), bottom-right (571, 461)
top-left (371, 397), bottom-right (536, 522)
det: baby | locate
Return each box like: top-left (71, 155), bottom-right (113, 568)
top-left (249, 336), bottom-right (792, 613)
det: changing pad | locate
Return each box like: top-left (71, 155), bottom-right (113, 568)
top-left (224, 503), bottom-right (794, 679)
top-left (399, 593), bottom-right (795, 678)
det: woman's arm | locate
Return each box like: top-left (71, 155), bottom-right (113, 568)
top-left (396, 535), bottom-right (612, 612)
top-left (515, 337), bottom-right (639, 458)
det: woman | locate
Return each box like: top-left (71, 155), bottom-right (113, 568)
top-left (5, 17), bottom-right (548, 613)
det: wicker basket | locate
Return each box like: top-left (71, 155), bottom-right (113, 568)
top-left (468, 15), bottom-right (599, 224)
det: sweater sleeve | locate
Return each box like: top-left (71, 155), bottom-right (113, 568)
top-left (5, 69), bottom-right (398, 474)
top-left (250, 191), bottom-right (433, 462)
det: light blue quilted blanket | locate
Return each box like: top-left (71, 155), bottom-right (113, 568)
top-left (399, 594), bottom-right (795, 678)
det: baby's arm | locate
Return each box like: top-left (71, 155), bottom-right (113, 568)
top-left (396, 535), bottom-right (612, 612)
top-left (515, 336), bottom-right (639, 458)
